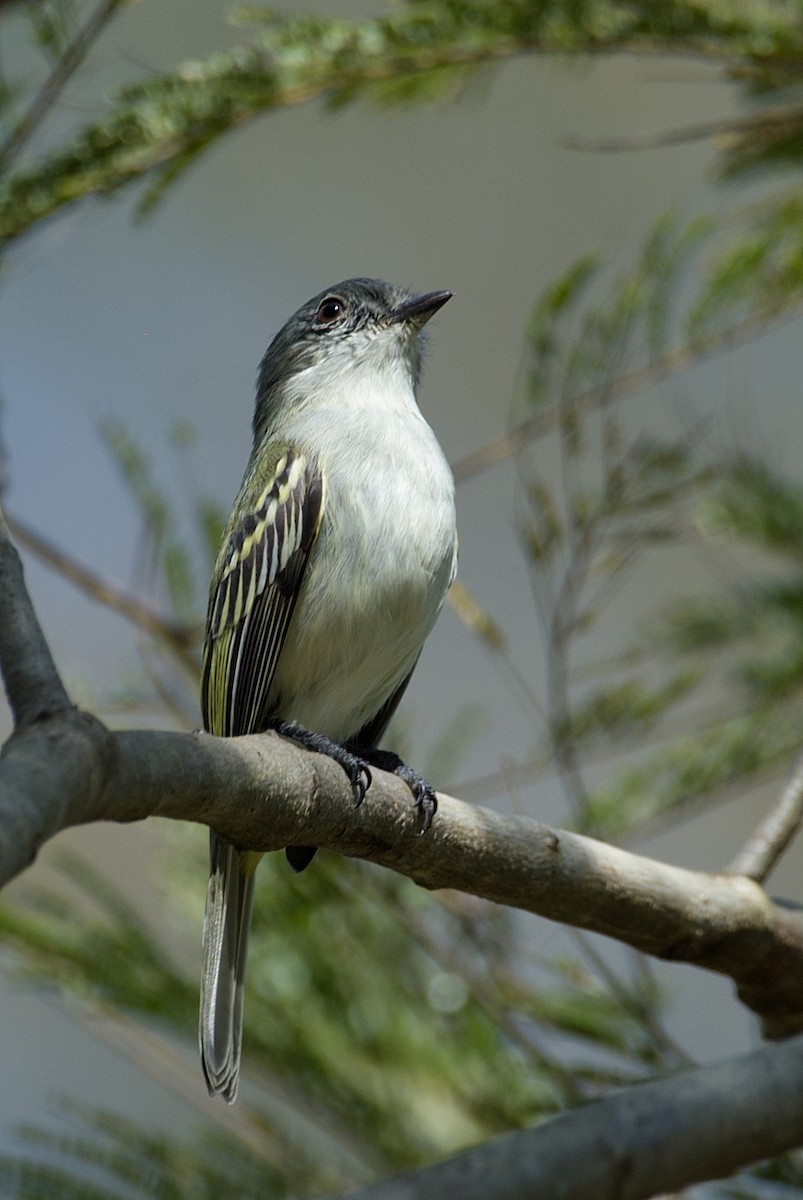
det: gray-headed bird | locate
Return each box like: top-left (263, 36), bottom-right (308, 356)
top-left (200, 279), bottom-right (457, 1101)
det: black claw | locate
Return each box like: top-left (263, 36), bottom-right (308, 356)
top-left (270, 718), bottom-right (372, 806)
top-left (414, 781), bottom-right (438, 834)
top-left (354, 747), bottom-right (438, 834)
top-left (321, 744), bottom-right (371, 807)
top-left (339, 751), bottom-right (372, 806)
top-left (269, 720), bottom-right (437, 835)
top-left (354, 763), bottom-right (372, 806)
top-left (396, 765), bottom-right (437, 833)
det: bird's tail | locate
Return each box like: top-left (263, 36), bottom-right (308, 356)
top-left (200, 832), bottom-right (259, 1103)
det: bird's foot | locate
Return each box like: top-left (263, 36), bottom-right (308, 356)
top-left (270, 719), bottom-right (374, 874)
top-left (269, 719), bottom-right (372, 805)
top-left (352, 748), bottom-right (438, 834)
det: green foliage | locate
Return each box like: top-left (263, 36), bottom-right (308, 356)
top-left (564, 670), bottom-right (701, 746)
top-left (0, 1105), bottom-right (292, 1200)
top-left (0, 835), bottom-right (685, 1194)
top-left (527, 253), bottom-right (601, 406)
top-left (0, 851), bottom-right (195, 1019)
top-left (706, 456), bottom-right (803, 562)
top-left (509, 217), bottom-right (717, 827)
top-left (690, 194), bottom-right (803, 337)
top-left (511, 214), bottom-right (803, 839)
top-left (586, 710), bottom-right (801, 836)
top-left (2, 0), bottom-right (803, 246)
top-left (24, 0), bottom-right (77, 60)
top-left (584, 457), bottom-right (803, 832)
top-left (239, 861), bottom-right (554, 1161)
top-left (525, 212), bottom-right (712, 411)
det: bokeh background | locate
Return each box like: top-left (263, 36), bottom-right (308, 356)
top-left (1, 0), bottom-right (801, 1180)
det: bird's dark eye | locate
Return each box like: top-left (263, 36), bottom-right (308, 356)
top-left (314, 296), bottom-right (346, 327)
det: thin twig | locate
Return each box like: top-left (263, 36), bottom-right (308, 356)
top-left (389, 891), bottom-right (587, 1103)
top-left (446, 581), bottom-right (546, 720)
top-left (564, 100), bottom-right (803, 155)
top-left (571, 931), bottom-right (695, 1069)
top-left (450, 305), bottom-right (803, 484)
top-left (0, 0), bottom-right (127, 170)
top-left (727, 753), bottom-right (803, 882)
top-left (5, 510), bottom-right (201, 671)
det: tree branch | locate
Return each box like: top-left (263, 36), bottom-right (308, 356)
top-left (727, 752), bottom-right (803, 882)
top-left (0, 504), bottom-right (70, 723)
top-left (337, 1032), bottom-right (803, 1200)
top-left (1, 715), bottom-right (801, 1037)
top-left (0, 502), bottom-right (802, 1037)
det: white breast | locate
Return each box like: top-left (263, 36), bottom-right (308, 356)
top-left (267, 364), bottom-right (457, 742)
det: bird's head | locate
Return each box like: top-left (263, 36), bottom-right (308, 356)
top-left (254, 279), bottom-right (452, 435)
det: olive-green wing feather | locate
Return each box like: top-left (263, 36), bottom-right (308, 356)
top-left (201, 448), bottom-right (324, 737)
top-left (200, 448), bottom-right (324, 1100)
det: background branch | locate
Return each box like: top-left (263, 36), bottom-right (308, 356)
top-left (727, 752), bottom-right (803, 882)
top-left (451, 304), bottom-right (803, 483)
top-left (563, 100), bottom-right (803, 155)
top-left (339, 1033), bottom-right (803, 1200)
top-left (0, 0), bottom-right (127, 170)
top-left (4, 509), bottom-right (200, 670)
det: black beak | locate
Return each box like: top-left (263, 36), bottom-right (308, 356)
top-left (392, 290), bottom-right (453, 326)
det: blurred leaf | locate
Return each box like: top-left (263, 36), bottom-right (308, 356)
top-left (565, 671), bottom-right (700, 747)
top-left (100, 419), bottom-right (170, 548)
top-left (0, 1103), bottom-right (296, 1200)
top-left (98, 420), bottom-right (214, 629)
top-left (195, 498), bottom-right (226, 570)
top-left (690, 193), bottom-right (803, 338)
top-left (583, 709), bottom-right (799, 838)
top-left (24, 0), bottom-right (77, 60)
top-left (3, 1), bottom-right (803, 249)
top-left (703, 455), bottom-right (803, 562)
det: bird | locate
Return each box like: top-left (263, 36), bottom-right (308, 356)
top-left (199, 277), bottom-right (457, 1102)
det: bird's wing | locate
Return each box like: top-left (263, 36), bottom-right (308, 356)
top-left (201, 448), bottom-right (324, 737)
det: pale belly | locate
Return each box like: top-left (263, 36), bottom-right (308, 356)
top-left (266, 416), bottom-right (456, 743)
